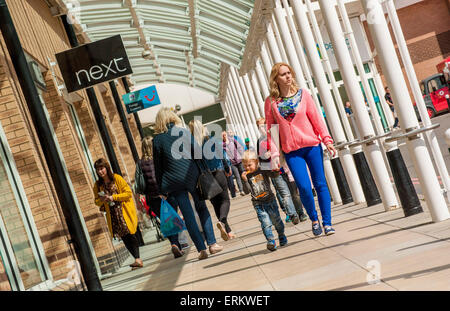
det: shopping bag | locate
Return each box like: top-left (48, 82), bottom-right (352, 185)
top-left (159, 199), bottom-right (186, 237)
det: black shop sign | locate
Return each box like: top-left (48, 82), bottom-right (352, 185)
top-left (56, 35), bottom-right (133, 93)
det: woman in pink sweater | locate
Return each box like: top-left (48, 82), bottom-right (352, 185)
top-left (265, 62), bottom-right (337, 236)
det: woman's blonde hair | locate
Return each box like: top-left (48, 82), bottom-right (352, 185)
top-left (154, 107), bottom-right (182, 134)
top-left (141, 136), bottom-right (154, 160)
top-left (188, 119), bottom-right (208, 146)
top-left (269, 62), bottom-right (300, 100)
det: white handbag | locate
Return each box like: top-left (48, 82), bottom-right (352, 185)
top-left (270, 100), bottom-right (287, 169)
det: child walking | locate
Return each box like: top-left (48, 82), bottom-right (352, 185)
top-left (241, 150), bottom-right (287, 251)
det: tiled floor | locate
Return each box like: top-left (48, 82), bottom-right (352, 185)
top-left (101, 194), bottom-right (450, 291)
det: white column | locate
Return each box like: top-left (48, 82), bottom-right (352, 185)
top-left (226, 91), bottom-right (245, 139)
top-left (255, 60), bottom-right (269, 99)
top-left (319, 0), bottom-right (398, 211)
top-left (227, 80), bottom-right (248, 140)
top-left (270, 14), bottom-right (289, 63)
top-left (384, 0), bottom-right (450, 203)
top-left (360, 0), bottom-right (449, 222)
top-left (229, 68), bottom-right (258, 144)
top-left (221, 101), bottom-right (232, 124)
top-left (279, 0), bottom-right (340, 204)
top-left (371, 62), bottom-right (395, 128)
top-left (337, 0), bottom-right (384, 136)
top-left (249, 69), bottom-right (265, 116)
top-left (291, 0), bottom-right (365, 204)
top-left (272, 0), bottom-right (307, 89)
top-left (236, 72), bottom-right (259, 143)
top-left (358, 14), bottom-right (395, 128)
top-left (260, 41), bottom-right (274, 79)
top-left (265, 21), bottom-right (283, 64)
top-left (243, 73), bottom-right (262, 120)
top-left (304, 0), bottom-right (354, 142)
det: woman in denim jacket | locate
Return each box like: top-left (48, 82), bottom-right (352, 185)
top-left (189, 120), bottom-right (236, 241)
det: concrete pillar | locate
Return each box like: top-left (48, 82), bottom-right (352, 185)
top-left (242, 73), bottom-right (262, 120)
top-left (248, 69), bottom-right (265, 117)
top-left (229, 68), bottom-right (258, 144)
top-left (265, 21), bottom-right (283, 63)
top-left (226, 85), bottom-right (247, 140)
top-left (235, 70), bottom-right (259, 144)
top-left (260, 41), bottom-right (274, 79)
top-left (360, 0), bottom-right (449, 222)
top-left (336, 0), bottom-right (385, 136)
top-left (305, 0), bottom-right (354, 142)
top-left (319, 0), bottom-right (399, 210)
top-left (384, 0), bottom-right (450, 203)
top-left (291, 0), bottom-right (366, 204)
top-left (255, 60), bottom-right (270, 98)
top-left (272, 0), bottom-right (307, 88)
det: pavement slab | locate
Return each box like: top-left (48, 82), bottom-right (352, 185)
top-left (101, 194), bottom-right (450, 291)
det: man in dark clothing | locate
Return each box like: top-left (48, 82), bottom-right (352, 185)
top-left (385, 86), bottom-right (399, 128)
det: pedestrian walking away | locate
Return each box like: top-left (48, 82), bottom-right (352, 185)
top-left (265, 62), bottom-right (337, 236)
top-left (189, 119), bottom-right (236, 241)
top-left (134, 136), bottom-right (184, 258)
top-left (241, 150), bottom-right (287, 251)
top-left (223, 130), bottom-right (247, 196)
top-left (93, 158), bottom-right (144, 268)
top-left (152, 108), bottom-right (223, 260)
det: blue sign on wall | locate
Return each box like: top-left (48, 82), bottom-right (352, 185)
top-left (122, 85), bottom-right (161, 113)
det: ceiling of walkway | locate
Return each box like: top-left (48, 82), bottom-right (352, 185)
top-left (64, 0), bottom-right (255, 95)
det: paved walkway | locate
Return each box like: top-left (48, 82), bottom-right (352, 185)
top-left (101, 195), bottom-right (450, 291)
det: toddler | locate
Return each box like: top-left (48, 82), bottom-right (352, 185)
top-left (241, 150), bottom-right (287, 251)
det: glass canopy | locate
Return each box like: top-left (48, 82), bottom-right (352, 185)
top-left (66, 0), bottom-right (255, 95)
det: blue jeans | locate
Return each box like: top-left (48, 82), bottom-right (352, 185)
top-left (169, 190), bottom-right (216, 252)
top-left (284, 145), bottom-right (332, 227)
top-left (270, 174), bottom-right (297, 218)
top-left (253, 198), bottom-right (285, 241)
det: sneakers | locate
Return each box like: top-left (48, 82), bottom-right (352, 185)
top-left (198, 250), bottom-right (208, 260)
top-left (227, 231), bottom-right (236, 239)
top-left (312, 222), bottom-right (323, 236)
top-left (300, 214), bottom-right (308, 222)
top-left (217, 222), bottom-right (229, 241)
top-left (240, 191), bottom-right (246, 196)
top-left (324, 226), bottom-right (336, 236)
top-left (266, 240), bottom-right (277, 251)
top-left (291, 215), bottom-right (300, 225)
top-left (279, 234), bottom-right (288, 247)
top-left (171, 244), bottom-right (184, 258)
top-left (180, 243), bottom-right (189, 250)
top-left (209, 243), bottom-right (223, 254)
top-left (285, 215), bottom-right (291, 223)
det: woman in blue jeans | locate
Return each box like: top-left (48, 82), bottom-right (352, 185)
top-left (152, 108), bottom-right (223, 260)
top-left (265, 63), bottom-right (337, 236)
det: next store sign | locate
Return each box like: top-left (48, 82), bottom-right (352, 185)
top-left (56, 35), bottom-right (133, 93)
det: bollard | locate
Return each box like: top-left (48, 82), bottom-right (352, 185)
top-left (353, 151), bottom-right (382, 206)
top-left (330, 157), bottom-right (353, 204)
top-left (384, 141), bottom-right (423, 216)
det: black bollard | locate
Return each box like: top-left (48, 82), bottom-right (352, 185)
top-left (330, 158), bottom-right (353, 204)
top-left (386, 148), bottom-right (423, 217)
top-left (353, 151), bottom-right (382, 206)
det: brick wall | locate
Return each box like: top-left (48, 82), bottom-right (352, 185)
top-left (0, 45), bottom-right (76, 285)
top-left (41, 71), bottom-right (125, 273)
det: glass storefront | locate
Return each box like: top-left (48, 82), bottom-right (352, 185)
top-left (0, 123), bottom-right (49, 290)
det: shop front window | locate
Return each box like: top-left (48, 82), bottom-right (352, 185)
top-left (0, 123), bottom-right (49, 290)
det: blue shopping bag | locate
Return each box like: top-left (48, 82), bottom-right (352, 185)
top-left (159, 199), bottom-right (186, 237)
